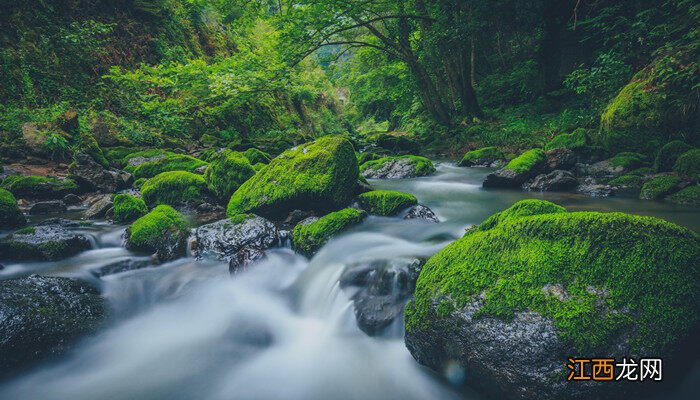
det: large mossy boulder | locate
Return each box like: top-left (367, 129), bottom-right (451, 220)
top-left (639, 175), bottom-right (682, 200)
top-left (405, 199), bottom-right (700, 400)
top-left (0, 220), bottom-right (92, 261)
top-left (669, 185), bottom-right (700, 205)
top-left (141, 171), bottom-right (209, 207)
top-left (482, 149), bottom-right (546, 188)
top-left (0, 188), bottom-right (26, 228)
top-left (458, 146), bottom-right (505, 167)
top-left (0, 275), bottom-right (105, 377)
top-left (1, 175), bottom-right (77, 200)
top-left (673, 149), bottom-right (700, 181)
top-left (655, 141), bottom-right (693, 172)
top-left (242, 148), bottom-right (272, 165)
top-left (357, 190), bottom-right (417, 216)
top-left (360, 155), bottom-right (435, 179)
top-left (204, 150), bottom-right (255, 202)
top-left (226, 136), bottom-right (359, 219)
top-left (112, 194), bottom-right (148, 223)
top-left (130, 154), bottom-right (208, 179)
top-left (544, 128), bottom-right (587, 151)
top-left (125, 205), bottom-right (190, 261)
top-left (292, 208), bottom-right (367, 256)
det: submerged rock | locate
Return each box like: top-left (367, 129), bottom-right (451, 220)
top-left (91, 257), bottom-right (153, 277)
top-left (0, 275), bottom-right (105, 377)
top-left (340, 258), bottom-right (423, 336)
top-left (192, 215), bottom-right (278, 266)
top-left (360, 155), bottom-right (435, 179)
top-left (0, 221), bottom-right (92, 261)
top-left (229, 246), bottom-right (267, 274)
top-left (403, 204), bottom-right (439, 222)
top-left (405, 199), bottom-right (700, 400)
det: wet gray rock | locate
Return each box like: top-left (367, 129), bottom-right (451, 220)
top-left (84, 195), bottom-right (113, 219)
top-left (525, 170), bottom-right (578, 192)
top-left (340, 258), bottom-right (423, 335)
top-left (0, 275), bottom-right (105, 377)
top-left (62, 194), bottom-right (82, 205)
top-left (545, 148), bottom-right (577, 171)
top-left (192, 216), bottom-right (278, 269)
top-left (229, 246), bottom-right (267, 274)
top-left (403, 205), bottom-right (439, 222)
top-left (90, 257), bottom-right (153, 277)
top-left (0, 221), bottom-right (92, 261)
top-left (70, 153), bottom-right (132, 193)
top-left (483, 167), bottom-right (542, 189)
top-left (28, 200), bottom-right (67, 215)
top-left (576, 160), bottom-right (626, 180)
top-left (576, 180), bottom-right (614, 197)
top-left (361, 157), bottom-right (429, 179)
top-left (282, 209), bottom-right (316, 230)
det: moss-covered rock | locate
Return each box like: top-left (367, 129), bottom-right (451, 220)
top-left (669, 185), bottom-right (700, 205)
top-left (122, 149), bottom-right (173, 168)
top-left (360, 155), bottom-right (435, 179)
top-left (242, 148), bottom-right (271, 165)
top-left (112, 194), bottom-right (148, 223)
top-left (141, 171), bottom-right (208, 207)
top-left (292, 208), bottom-right (367, 256)
top-left (227, 136), bottom-right (359, 219)
top-left (482, 149), bottom-right (546, 188)
top-left (0, 221), bottom-right (92, 261)
top-left (544, 128), bottom-right (587, 151)
top-left (357, 190), bottom-right (417, 216)
top-left (129, 154), bottom-right (207, 179)
top-left (608, 174), bottom-right (642, 187)
top-left (405, 200), bottom-right (699, 399)
top-left (477, 199), bottom-right (566, 231)
top-left (133, 177), bottom-right (147, 189)
top-left (204, 150), bottom-right (255, 201)
top-left (104, 146), bottom-right (142, 166)
top-left (673, 149), bottom-right (700, 180)
top-left (0, 188), bottom-right (26, 228)
top-left (655, 141), bottom-right (694, 172)
top-left (458, 146), bottom-right (505, 167)
top-left (1, 176), bottom-right (77, 200)
top-left (125, 205), bottom-right (189, 261)
top-left (639, 175), bottom-right (683, 200)
top-left (356, 151), bottom-right (380, 166)
top-left (608, 152), bottom-right (648, 170)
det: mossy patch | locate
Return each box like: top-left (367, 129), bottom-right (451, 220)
top-left (1, 175), bottom-right (77, 199)
top-left (640, 176), bottom-right (682, 200)
top-left (360, 155), bottom-right (435, 177)
top-left (122, 149), bottom-right (173, 166)
top-left (608, 175), bottom-right (642, 187)
top-left (608, 152), bottom-right (648, 169)
top-left (133, 178), bottom-right (147, 189)
top-left (292, 208), bottom-right (367, 256)
top-left (204, 149), bottom-right (255, 201)
top-left (112, 194), bottom-right (148, 223)
top-left (229, 213), bottom-right (255, 224)
top-left (141, 171), bottom-right (208, 207)
top-left (406, 200), bottom-right (700, 355)
top-left (544, 128), bottom-right (587, 151)
top-left (655, 141), bottom-right (693, 172)
top-left (503, 149), bottom-right (546, 173)
top-left (13, 226), bottom-right (36, 235)
top-left (356, 151), bottom-right (380, 166)
top-left (0, 188), bottom-right (26, 228)
top-left (478, 199), bottom-right (566, 231)
top-left (357, 190), bottom-right (417, 216)
top-left (673, 149), bottom-right (700, 180)
top-left (669, 185), bottom-right (700, 205)
top-left (459, 146), bottom-right (504, 166)
top-left (242, 148), bottom-right (272, 165)
top-left (130, 154), bottom-right (208, 179)
top-left (126, 205), bottom-right (189, 253)
top-left (227, 136), bottom-right (359, 218)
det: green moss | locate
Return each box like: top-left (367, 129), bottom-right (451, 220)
top-left (112, 194), bottom-right (148, 223)
top-left (127, 205), bottom-right (189, 252)
top-left (669, 185), bottom-right (700, 205)
top-left (503, 148), bottom-right (546, 173)
top-left (1, 175), bottom-right (77, 199)
top-left (356, 151), bottom-right (379, 166)
top-left (130, 154), bottom-right (208, 179)
top-left (104, 146), bottom-right (142, 166)
top-left (78, 131), bottom-right (109, 168)
top-left (655, 141), bottom-right (694, 172)
top-left (0, 188), bottom-right (26, 228)
top-left (640, 176), bottom-right (682, 200)
top-left (458, 146), bottom-right (504, 166)
top-left (252, 162), bottom-right (265, 172)
top-left (243, 148), bottom-right (272, 165)
top-left (141, 171), bottom-right (208, 207)
top-left (227, 136), bottom-right (359, 218)
top-left (133, 178), bottom-right (147, 189)
top-left (544, 128), bottom-right (587, 151)
top-left (609, 152), bottom-right (648, 169)
top-left (478, 199), bottom-right (565, 231)
top-left (229, 213), bottom-right (255, 224)
top-left (357, 190), bottom-right (417, 216)
top-left (626, 167), bottom-right (655, 176)
top-left (406, 200), bottom-right (700, 355)
top-left (13, 226), bottom-right (36, 235)
top-left (39, 240), bottom-right (70, 260)
top-left (360, 155), bottom-right (435, 177)
top-left (608, 175), bottom-right (642, 187)
top-left (293, 208), bottom-right (367, 256)
top-left (204, 149), bottom-right (255, 201)
top-left (673, 149), bottom-right (700, 180)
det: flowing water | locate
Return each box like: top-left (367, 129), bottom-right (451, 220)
top-left (1, 163), bottom-right (698, 400)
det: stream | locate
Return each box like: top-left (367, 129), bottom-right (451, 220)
top-left (0, 163), bottom-right (698, 400)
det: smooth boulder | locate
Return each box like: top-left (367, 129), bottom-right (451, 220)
top-left (360, 155), bottom-right (435, 179)
top-left (0, 220), bottom-right (92, 261)
top-left (192, 215), bottom-right (278, 265)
